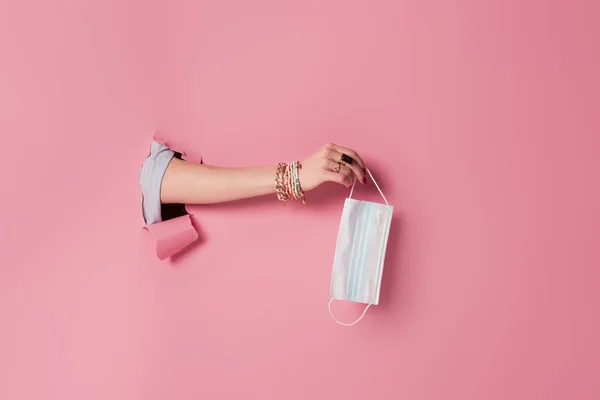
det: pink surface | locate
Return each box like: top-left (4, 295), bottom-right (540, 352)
top-left (1, 1), bottom-right (599, 399)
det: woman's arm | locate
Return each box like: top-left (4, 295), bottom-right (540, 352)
top-left (161, 161), bottom-right (280, 204)
top-left (160, 143), bottom-right (367, 205)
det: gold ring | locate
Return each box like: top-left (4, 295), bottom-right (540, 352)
top-left (334, 162), bottom-right (341, 173)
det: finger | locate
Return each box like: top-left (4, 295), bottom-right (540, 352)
top-left (324, 159), bottom-right (353, 176)
top-left (331, 144), bottom-right (365, 170)
top-left (324, 159), bottom-right (342, 172)
top-left (324, 161), bottom-right (356, 187)
top-left (326, 151), bottom-right (366, 184)
top-left (325, 171), bottom-right (354, 187)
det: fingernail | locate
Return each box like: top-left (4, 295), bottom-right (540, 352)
top-left (362, 177), bottom-right (367, 184)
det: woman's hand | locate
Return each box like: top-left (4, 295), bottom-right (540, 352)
top-left (299, 143), bottom-right (367, 191)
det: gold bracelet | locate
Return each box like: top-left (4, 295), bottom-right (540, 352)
top-left (275, 162), bottom-right (288, 202)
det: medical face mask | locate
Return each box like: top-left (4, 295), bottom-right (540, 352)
top-left (329, 168), bottom-right (393, 326)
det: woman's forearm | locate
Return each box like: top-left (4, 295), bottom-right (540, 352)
top-left (160, 157), bottom-right (277, 204)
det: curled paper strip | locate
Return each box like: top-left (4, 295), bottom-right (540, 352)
top-left (144, 214), bottom-right (198, 260)
top-left (142, 132), bottom-right (202, 260)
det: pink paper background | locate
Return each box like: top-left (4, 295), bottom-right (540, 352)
top-left (1, 1), bottom-right (599, 399)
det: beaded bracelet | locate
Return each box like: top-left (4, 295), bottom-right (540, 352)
top-left (290, 161), bottom-right (306, 204)
top-left (284, 164), bottom-right (295, 200)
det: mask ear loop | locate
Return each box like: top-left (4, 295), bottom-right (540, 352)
top-left (328, 299), bottom-right (371, 326)
top-left (349, 168), bottom-right (389, 205)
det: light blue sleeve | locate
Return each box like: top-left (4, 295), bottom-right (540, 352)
top-left (139, 141), bottom-right (176, 225)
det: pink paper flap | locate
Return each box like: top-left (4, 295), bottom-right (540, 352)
top-left (145, 214), bottom-right (198, 260)
top-left (153, 131), bottom-right (202, 164)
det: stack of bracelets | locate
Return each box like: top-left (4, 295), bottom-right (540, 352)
top-left (275, 161), bottom-right (306, 204)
